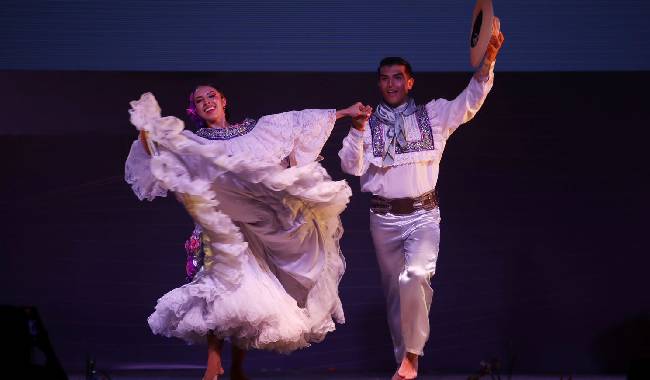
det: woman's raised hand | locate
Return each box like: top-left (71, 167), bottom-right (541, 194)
top-left (336, 102), bottom-right (372, 121)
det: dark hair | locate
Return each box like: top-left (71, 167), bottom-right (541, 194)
top-left (378, 57), bottom-right (414, 78)
top-left (186, 84), bottom-right (230, 128)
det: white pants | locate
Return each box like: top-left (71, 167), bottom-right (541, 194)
top-left (369, 208), bottom-right (441, 363)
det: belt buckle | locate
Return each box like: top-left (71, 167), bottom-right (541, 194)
top-left (414, 191), bottom-right (435, 211)
top-left (371, 198), bottom-right (392, 214)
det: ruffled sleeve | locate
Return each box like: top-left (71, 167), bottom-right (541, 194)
top-left (291, 109), bottom-right (337, 165)
top-left (124, 139), bottom-right (168, 201)
top-left (123, 93), bottom-right (174, 201)
top-left (426, 62), bottom-right (495, 140)
top-left (257, 109), bottom-right (337, 166)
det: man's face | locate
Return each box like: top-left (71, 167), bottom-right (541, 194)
top-left (378, 64), bottom-right (414, 107)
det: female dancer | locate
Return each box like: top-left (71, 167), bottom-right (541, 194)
top-left (125, 85), bottom-right (370, 380)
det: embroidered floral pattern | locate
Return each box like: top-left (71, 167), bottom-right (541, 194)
top-left (184, 226), bottom-right (204, 282)
top-left (369, 105), bottom-right (434, 157)
top-left (196, 118), bottom-right (258, 140)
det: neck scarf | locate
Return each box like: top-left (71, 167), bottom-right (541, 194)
top-left (375, 98), bottom-right (417, 165)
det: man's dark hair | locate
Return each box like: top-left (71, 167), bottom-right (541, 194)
top-left (378, 57), bottom-right (414, 78)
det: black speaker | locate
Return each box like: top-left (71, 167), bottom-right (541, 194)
top-left (628, 356), bottom-right (650, 380)
top-left (0, 305), bottom-right (68, 379)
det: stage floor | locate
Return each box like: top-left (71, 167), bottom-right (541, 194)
top-left (67, 371), bottom-right (625, 380)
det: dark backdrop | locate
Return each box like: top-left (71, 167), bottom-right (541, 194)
top-left (2, 0), bottom-right (649, 71)
top-left (0, 70), bottom-right (648, 375)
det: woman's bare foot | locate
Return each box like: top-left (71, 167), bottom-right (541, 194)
top-left (203, 356), bottom-right (224, 380)
top-left (396, 352), bottom-right (418, 380)
top-left (203, 333), bottom-right (225, 380)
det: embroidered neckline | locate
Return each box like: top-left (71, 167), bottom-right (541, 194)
top-left (196, 118), bottom-right (258, 140)
top-left (369, 105), bottom-right (434, 157)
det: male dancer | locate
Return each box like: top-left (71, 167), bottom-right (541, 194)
top-left (339, 18), bottom-right (504, 380)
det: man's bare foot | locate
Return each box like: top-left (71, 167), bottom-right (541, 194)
top-left (397, 352), bottom-right (418, 379)
top-left (391, 370), bottom-right (405, 380)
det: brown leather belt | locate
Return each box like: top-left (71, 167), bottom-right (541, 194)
top-left (370, 190), bottom-right (439, 215)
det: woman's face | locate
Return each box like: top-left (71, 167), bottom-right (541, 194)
top-left (193, 86), bottom-right (227, 124)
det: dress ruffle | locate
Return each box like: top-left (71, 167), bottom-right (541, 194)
top-left (127, 93), bottom-right (349, 352)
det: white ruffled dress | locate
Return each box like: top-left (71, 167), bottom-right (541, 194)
top-left (124, 93), bottom-right (350, 353)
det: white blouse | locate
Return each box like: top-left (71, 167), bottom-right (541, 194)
top-left (184, 109), bottom-right (336, 166)
top-left (338, 66), bottom-right (495, 199)
top-left (125, 93), bottom-right (336, 201)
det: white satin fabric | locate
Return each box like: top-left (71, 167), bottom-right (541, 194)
top-left (124, 93), bottom-right (350, 352)
top-left (370, 208), bottom-right (441, 362)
